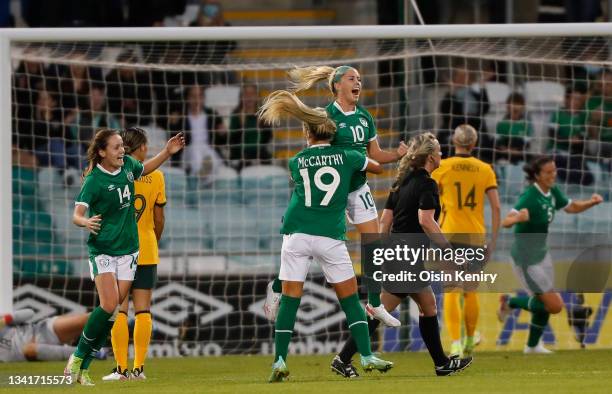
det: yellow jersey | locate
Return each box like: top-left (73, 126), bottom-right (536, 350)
top-left (134, 169), bottom-right (166, 265)
top-left (431, 154), bottom-right (497, 236)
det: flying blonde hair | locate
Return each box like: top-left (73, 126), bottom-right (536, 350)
top-left (257, 90), bottom-right (336, 140)
top-left (288, 65), bottom-right (357, 95)
top-left (392, 132), bottom-right (439, 191)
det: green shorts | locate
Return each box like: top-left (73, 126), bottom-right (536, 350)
top-left (132, 264), bottom-right (158, 289)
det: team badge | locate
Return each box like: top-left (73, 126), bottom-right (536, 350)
top-left (359, 118), bottom-right (368, 127)
top-left (127, 172), bottom-right (134, 182)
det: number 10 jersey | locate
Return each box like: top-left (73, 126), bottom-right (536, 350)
top-left (281, 144), bottom-right (367, 241)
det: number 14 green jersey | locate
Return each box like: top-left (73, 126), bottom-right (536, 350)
top-left (281, 144), bottom-right (367, 240)
top-left (75, 155), bottom-right (144, 256)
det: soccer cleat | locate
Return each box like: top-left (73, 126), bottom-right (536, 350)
top-left (365, 304), bottom-right (401, 327)
top-left (524, 343), bottom-right (553, 354)
top-left (497, 294), bottom-right (511, 322)
top-left (64, 354), bottom-right (82, 383)
top-left (463, 336), bottom-right (476, 357)
top-left (263, 281), bottom-right (281, 322)
top-left (435, 355), bottom-right (473, 376)
top-left (77, 370), bottom-right (95, 386)
top-left (331, 355), bottom-right (359, 378)
top-left (102, 367), bottom-right (130, 381)
top-left (268, 357), bottom-right (290, 383)
top-left (450, 340), bottom-right (463, 358)
top-left (131, 366), bottom-right (147, 380)
top-left (360, 354), bottom-right (393, 373)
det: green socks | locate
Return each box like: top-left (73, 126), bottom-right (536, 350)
top-left (509, 296), bottom-right (547, 313)
top-left (272, 278), bottom-right (282, 293)
top-left (80, 317), bottom-right (114, 370)
top-left (528, 311), bottom-right (550, 347)
top-left (274, 295), bottom-right (301, 363)
top-left (367, 292), bottom-right (381, 308)
top-left (74, 307), bottom-right (113, 363)
top-left (508, 296), bottom-right (551, 347)
top-left (339, 293), bottom-right (372, 357)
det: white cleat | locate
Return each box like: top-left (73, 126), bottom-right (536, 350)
top-left (131, 367), bottom-right (146, 380)
top-left (365, 304), bottom-right (401, 327)
top-left (524, 343), bottom-right (553, 354)
top-left (102, 367), bottom-right (130, 381)
top-left (263, 281), bottom-right (281, 321)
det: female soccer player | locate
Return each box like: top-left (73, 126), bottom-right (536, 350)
top-left (498, 156), bottom-right (602, 353)
top-left (332, 132), bottom-right (473, 378)
top-left (265, 65), bottom-right (407, 327)
top-left (432, 124), bottom-right (501, 358)
top-left (64, 128), bottom-right (184, 385)
top-left (258, 90), bottom-right (393, 382)
top-left (103, 127), bottom-right (166, 381)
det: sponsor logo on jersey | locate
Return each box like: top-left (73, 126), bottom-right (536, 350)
top-left (339, 122), bottom-right (347, 128)
top-left (108, 185), bottom-right (116, 191)
top-left (359, 118), bottom-right (368, 128)
top-left (151, 283), bottom-right (233, 337)
top-left (127, 172), bottom-right (135, 183)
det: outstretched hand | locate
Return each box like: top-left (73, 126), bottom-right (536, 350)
top-left (86, 214), bottom-right (102, 235)
top-left (166, 132), bottom-right (186, 155)
top-left (591, 193), bottom-right (604, 205)
top-left (396, 141), bottom-right (408, 159)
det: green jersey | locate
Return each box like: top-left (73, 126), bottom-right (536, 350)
top-left (510, 184), bottom-right (570, 265)
top-left (281, 144), bottom-right (368, 240)
top-left (585, 96), bottom-right (612, 142)
top-left (496, 118), bottom-right (533, 138)
top-left (75, 155), bottom-right (145, 256)
top-left (548, 109), bottom-right (586, 152)
top-left (326, 101), bottom-right (377, 192)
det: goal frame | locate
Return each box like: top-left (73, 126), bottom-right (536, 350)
top-left (2, 22), bottom-right (611, 314)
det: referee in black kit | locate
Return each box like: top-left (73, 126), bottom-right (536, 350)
top-left (333, 132), bottom-right (472, 378)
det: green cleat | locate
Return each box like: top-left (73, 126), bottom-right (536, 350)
top-left (463, 336), bottom-right (476, 357)
top-left (64, 354), bottom-right (83, 384)
top-left (360, 354), bottom-right (393, 373)
top-left (268, 357), bottom-right (290, 383)
top-left (450, 341), bottom-right (463, 358)
top-left (78, 370), bottom-right (95, 386)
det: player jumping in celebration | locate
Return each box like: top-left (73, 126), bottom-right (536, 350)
top-left (332, 132), bottom-right (473, 378)
top-left (65, 128), bottom-right (184, 385)
top-left (264, 65), bottom-right (407, 327)
top-left (258, 90), bottom-right (393, 382)
top-left (499, 156), bottom-right (602, 353)
top-left (103, 127), bottom-right (166, 381)
top-left (431, 125), bottom-right (501, 357)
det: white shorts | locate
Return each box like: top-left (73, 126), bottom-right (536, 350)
top-left (512, 253), bottom-right (554, 295)
top-left (279, 233), bottom-right (356, 284)
top-left (346, 183), bottom-right (378, 224)
top-left (88, 251), bottom-right (139, 281)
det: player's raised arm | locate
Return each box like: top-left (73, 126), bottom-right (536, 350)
top-left (142, 132), bottom-right (185, 176)
top-left (563, 193), bottom-right (603, 213)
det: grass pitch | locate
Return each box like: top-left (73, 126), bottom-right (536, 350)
top-left (1, 350), bottom-right (611, 393)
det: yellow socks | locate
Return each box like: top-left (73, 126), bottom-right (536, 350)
top-left (463, 292), bottom-right (480, 337)
top-left (133, 312), bottom-right (152, 370)
top-left (443, 292), bottom-right (462, 342)
top-left (111, 311), bottom-right (129, 371)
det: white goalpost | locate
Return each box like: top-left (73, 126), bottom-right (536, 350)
top-left (3, 23), bottom-right (612, 354)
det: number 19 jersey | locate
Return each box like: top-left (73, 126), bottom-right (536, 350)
top-left (281, 144), bottom-right (367, 240)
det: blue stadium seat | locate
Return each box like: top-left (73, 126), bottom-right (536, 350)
top-left (240, 165), bottom-right (291, 207)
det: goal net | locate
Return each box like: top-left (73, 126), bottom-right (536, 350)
top-left (7, 25), bottom-right (612, 357)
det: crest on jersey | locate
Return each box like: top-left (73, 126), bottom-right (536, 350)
top-left (359, 118), bottom-right (368, 128)
top-left (127, 172), bottom-right (134, 183)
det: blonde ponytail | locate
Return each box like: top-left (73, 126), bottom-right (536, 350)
top-left (392, 132), bottom-right (438, 191)
top-left (258, 90), bottom-right (336, 140)
top-left (288, 65), bottom-right (356, 95)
